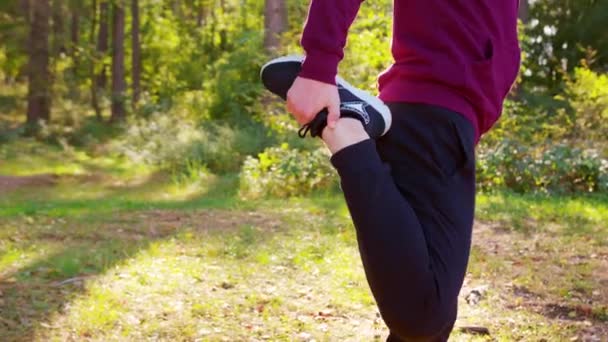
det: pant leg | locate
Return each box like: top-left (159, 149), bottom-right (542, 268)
top-left (329, 103), bottom-right (476, 341)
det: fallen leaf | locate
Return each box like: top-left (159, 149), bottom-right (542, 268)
top-left (220, 282), bottom-right (234, 290)
top-left (577, 304), bottom-right (592, 316)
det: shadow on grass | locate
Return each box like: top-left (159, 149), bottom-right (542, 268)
top-left (0, 238), bottom-right (154, 341)
top-left (0, 173), bottom-right (288, 341)
top-left (541, 303), bottom-right (608, 323)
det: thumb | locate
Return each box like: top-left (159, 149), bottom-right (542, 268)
top-left (326, 101), bottom-right (340, 129)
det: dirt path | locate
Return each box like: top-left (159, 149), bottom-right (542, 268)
top-left (0, 174), bottom-right (59, 193)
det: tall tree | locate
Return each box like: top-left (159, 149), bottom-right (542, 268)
top-left (26, 0), bottom-right (52, 126)
top-left (70, 4), bottom-right (80, 70)
top-left (52, 0), bottom-right (66, 56)
top-left (131, 0), bottom-right (141, 111)
top-left (196, 0), bottom-right (205, 27)
top-left (90, 0), bottom-right (102, 120)
top-left (110, 0), bottom-right (126, 122)
top-left (263, 0), bottom-right (287, 51)
top-left (219, 0), bottom-right (227, 50)
top-left (96, 0), bottom-right (109, 90)
top-left (20, 0), bottom-right (31, 23)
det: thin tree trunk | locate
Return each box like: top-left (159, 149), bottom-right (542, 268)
top-left (219, 0), bottom-right (227, 50)
top-left (26, 0), bottom-right (52, 126)
top-left (172, 0), bottom-right (182, 19)
top-left (18, 0), bottom-right (32, 81)
top-left (69, 6), bottom-right (81, 98)
top-left (20, 0), bottom-right (31, 23)
top-left (263, 0), bottom-right (287, 51)
top-left (110, 1), bottom-right (126, 122)
top-left (90, 0), bottom-right (102, 120)
top-left (97, 0), bottom-right (109, 90)
top-left (52, 0), bottom-right (66, 55)
top-left (131, 0), bottom-right (141, 111)
top-left (71, 7), bottom-right (80, 68)
top-left (196, 0), bottom-right (204, 27)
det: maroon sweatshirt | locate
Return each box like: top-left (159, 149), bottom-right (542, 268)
top-left (299, 0), bottom-right (521, 142)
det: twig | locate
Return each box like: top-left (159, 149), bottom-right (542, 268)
top-left (53, 275), bottom-right (92, 287)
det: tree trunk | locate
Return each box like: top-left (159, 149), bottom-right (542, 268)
top-left (131, 0), bottom-right (141, 111)
top-left (196, 0), bottom-right (204, 27)
top-left (90, 0), bottom-right (102, 120)
top-left (71, 7), bottom-right (80, 66)
top-left (52, 0), bottom-right (66, 55)
top-left (69, 6), bottom-right (81, 98)
top-left (110, 1), bottom-right (126, 122)
top-left (219, 0), bottom-right (227, 50)
top-left (263, 0), bottom-right (287, 51)
top-left (519, 0), bottom-right (529, 23)
top-left (97, 0), bottom-right (109, 90)
top-left (20, 0), bottom-right (31, 24)
top-left (26, 0), bottom-right (52, 126)
top-left (172, 0), bottom-right (182, 19)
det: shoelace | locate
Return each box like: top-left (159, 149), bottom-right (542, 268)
top-left (298, 110), bottom-right (329, 138)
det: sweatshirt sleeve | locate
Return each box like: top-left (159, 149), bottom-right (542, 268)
top-left (299, 0), bottom-right (364, 85)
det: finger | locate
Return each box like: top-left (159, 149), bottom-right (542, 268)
top-left (326, 101), bottom-right (340, 129)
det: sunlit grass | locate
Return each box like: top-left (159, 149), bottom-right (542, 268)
top-left (0, 141), bottom-right (606, 341)
top-left (476, 191), bottom-right (608, 238)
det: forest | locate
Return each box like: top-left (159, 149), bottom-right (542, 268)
top-left (0, 0), bottom-right (607, 341)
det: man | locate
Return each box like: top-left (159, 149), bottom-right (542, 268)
top-left (261, 0), bottom-right (521, 340)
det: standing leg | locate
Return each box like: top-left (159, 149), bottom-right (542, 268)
top-left (322, 103), bottom-right (476, 341)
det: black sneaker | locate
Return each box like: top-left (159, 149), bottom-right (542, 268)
top-left (260, 55), bottom-right (392, 139)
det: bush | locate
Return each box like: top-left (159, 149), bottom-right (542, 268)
top-left (558, 67), bottom-right (608, 149)
top-left (203, 32), bottom-right (267, 124)
top-left (494, 67), bottom-right (608, 150)
top-left (111, 111), bottom-right (274, 174)
top-left (477, 140), bottom-right (608, 194)
top-left (239, 144), bottom-right (337, 199)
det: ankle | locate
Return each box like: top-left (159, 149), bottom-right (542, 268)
top-left (322, 118), bottom-right (370, 155)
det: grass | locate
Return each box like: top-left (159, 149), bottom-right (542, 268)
top-left (0, 140), bottom-right (607, 341)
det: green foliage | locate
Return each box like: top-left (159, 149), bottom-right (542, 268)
top-left (202, 32), bottom-right (267, 122)
top-left (524, 0), bottom-right (608, 92)
top-left (557, 67), bottom-right (608, 147)
top-left (239, 144), bottom-right (337, 199)
top-left (486, 66), bottom-right (607, 153)
top-left (112, 111), bottom-right (274, 174)
top-left (477, 140), bottom-right (608, 194)
top-left (1, 0), bottom-right (607, 197)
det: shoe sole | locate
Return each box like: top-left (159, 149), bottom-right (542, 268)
top-left (260, 55), bottom-right (392, 136)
